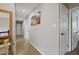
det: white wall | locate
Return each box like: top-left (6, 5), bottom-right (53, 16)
top-left (28, 4), bottom-right (59, 55)
top-left (23, 18), bottom-right (31, 40)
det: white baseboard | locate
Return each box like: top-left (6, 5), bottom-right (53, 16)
top-left (28, 41), bottom-right (45, 55)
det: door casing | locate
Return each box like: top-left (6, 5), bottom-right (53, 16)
top-left (59, 4), bottom-right (69, 55)
top-left (0, 9), bottom-right (12, 40)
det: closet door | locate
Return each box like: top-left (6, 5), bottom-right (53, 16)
top-left (71, 11), bottom-right (79, 50)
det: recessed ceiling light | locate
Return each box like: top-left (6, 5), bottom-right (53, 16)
top-left (22, 9), bottom-right (26, 12)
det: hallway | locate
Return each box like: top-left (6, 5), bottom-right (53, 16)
top-left (16, 36), bottom-right (41, 55)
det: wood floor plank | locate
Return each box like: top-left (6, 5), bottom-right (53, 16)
top-left (16, 36), bottom-right (41, 55)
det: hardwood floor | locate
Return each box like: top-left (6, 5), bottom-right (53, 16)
top-left (16, 36), bottom-right (41, 55)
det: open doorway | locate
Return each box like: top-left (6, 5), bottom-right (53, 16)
top-left (16, 20), bottom-right (24, 38)
top-left (70, 7), bottom-right (79, 51)
top-left (65, 4), bottom-right (79, 55)
top-left (0, 9), bottom-right (13, 55)
top-left (15, 20), bottom-right (26, 54)
top-left (15, 3), bottom-right (41, 55)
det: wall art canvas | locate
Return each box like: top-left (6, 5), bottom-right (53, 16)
top-left (31, 11), bottom-right (40, 26)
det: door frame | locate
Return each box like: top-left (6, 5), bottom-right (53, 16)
top-left (59, 4), bottom-right (69, 54)
top-left (0, 9), bottom-right (12, 40)
top-left (69, 6), bottom-right (79, 51)
top-left (16, 21), bottom-right (23, 36)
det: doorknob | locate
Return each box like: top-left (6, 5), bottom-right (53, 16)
top-left (61, 33), bottom-right (64, 35)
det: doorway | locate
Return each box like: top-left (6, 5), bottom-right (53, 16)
top-left (0, 9), bottom-right (13, 54)
top-left (16, 21), bottom-right (23, 37)
top-left (70, 7), bottom-right (79, 51)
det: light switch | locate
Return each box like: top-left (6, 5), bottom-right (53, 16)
top-left (52, 24), bottom-right (56, 28)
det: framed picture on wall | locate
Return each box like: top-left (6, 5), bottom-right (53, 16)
top-left (31, 11), bottom-right (41, 26)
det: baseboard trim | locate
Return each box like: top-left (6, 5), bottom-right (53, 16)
top-left (29, 41), bottom-right (45, 55)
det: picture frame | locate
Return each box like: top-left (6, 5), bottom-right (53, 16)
top-left (31, 11), bottom-right (41, 26)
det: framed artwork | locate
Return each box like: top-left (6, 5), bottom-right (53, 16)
top-left (31, 11), bottom-right (40, 26)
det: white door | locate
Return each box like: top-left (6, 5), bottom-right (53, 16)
top-left (60, 4), bottom-right (69, 55)
top-left (71, 11), bottom-right (79, 50)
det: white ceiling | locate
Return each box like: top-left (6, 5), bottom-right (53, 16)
top-left (15, 3), bottom-right (39, 21)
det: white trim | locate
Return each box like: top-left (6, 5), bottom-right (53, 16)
top-left (69, 9), bottom-right (72, 51)
top-left (28, 40), bottom-right (45, 55)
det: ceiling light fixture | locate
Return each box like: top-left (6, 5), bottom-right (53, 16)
top-left (22, 9), bottom-right (26, 12)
